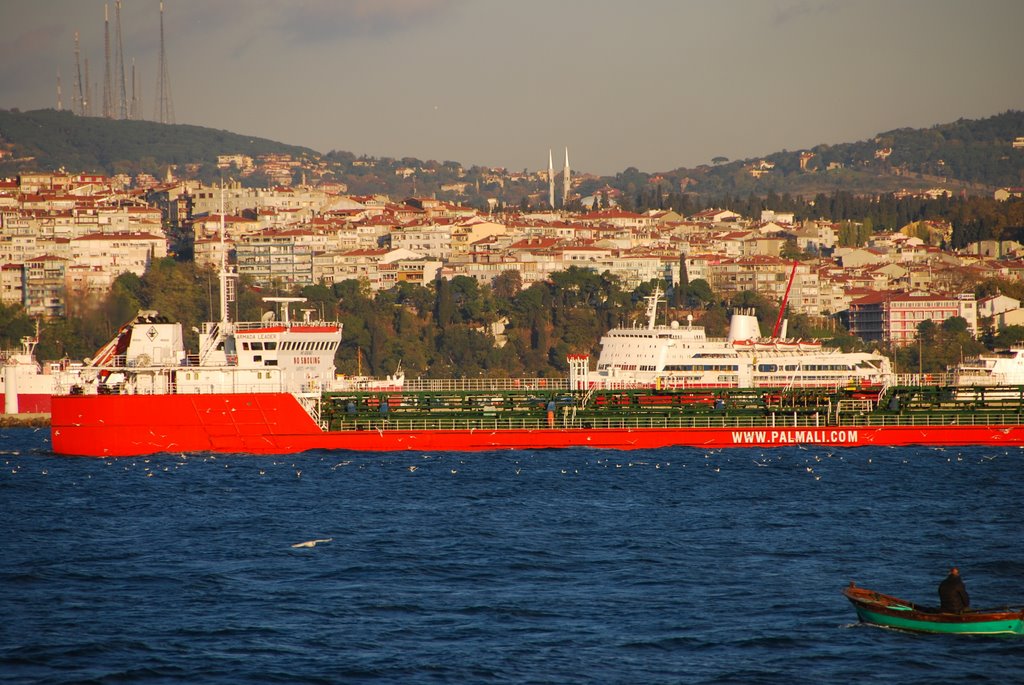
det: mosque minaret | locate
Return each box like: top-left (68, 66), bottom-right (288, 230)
top-left (562, 147), bottom-right (571, 206)
top-left (546, 147), bottom-right (571, 208)
top-left (548, 149), bottom-right (555, 208)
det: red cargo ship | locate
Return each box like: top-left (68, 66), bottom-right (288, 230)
top-left (50, 267), bottom-right (1024, 457)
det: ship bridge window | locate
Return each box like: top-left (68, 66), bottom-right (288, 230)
top-left (251, 342), bottom-right (264, 351)
top-left (265, 341), bottom-right (277, 350)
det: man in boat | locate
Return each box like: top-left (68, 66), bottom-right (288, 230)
top-left (938, 567), bottom-right (970, 613)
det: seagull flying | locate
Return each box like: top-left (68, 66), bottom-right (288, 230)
top-left (292, 538), bottom-right (333, 548)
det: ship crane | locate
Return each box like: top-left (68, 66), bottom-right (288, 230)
top-left (771, 260), bottom-right (799, 339)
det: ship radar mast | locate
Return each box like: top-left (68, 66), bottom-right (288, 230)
top-left (218, 183), bottom-right (238, 329)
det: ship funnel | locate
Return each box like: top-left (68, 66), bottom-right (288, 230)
top-left (727, 308), bottom-right (762, 342)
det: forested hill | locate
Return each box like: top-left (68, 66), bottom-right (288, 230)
top-left (0, 108), bottom-right (315, 178)
top-left (0, 107), bottom-right (1022, 197)
top-left (661, 110), bottom-right (1024, 197)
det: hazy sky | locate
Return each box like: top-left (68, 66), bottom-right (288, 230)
top-left (1, 0), bottom-right (1022, 175)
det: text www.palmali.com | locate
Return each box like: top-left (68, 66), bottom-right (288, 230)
top-left (730, 430), bottom-right (858, 444)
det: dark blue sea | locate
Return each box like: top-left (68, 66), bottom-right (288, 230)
top-left (2, 429), bottom-right (1022, 684)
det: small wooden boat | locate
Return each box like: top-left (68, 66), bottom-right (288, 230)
top-left (843, 583), bottom-right (1024, 636)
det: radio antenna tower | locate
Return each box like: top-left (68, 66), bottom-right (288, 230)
top-left (84, 57), bottom-right (93, 116)
top-left (155, 1), bottom-right (175, 124)
top-left (73, 32), bottom-right (85, 115)
top-left (115, 0), bottom-right (128, 119)
top-left (130, 58), bottom-right (142, 120)
top-left (102, 3), bottom-right (113, 118)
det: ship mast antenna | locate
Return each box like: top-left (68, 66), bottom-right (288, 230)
top-left (645, 286), bottom-right (663, 330)
top-left (218, 184), bottom-right (237, 327)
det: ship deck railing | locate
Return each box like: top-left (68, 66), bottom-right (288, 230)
top-left (325, 410), bottom-right (1024, 433)
top-left (403, 377), bottom-right (572, 391)
top-left (398, 377), bottom-right (880, 392)
top-left (894, 372), bottom-right (957, 386)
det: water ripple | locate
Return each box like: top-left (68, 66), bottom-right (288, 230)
top-left (1, 433), bottom-right (1022, 683)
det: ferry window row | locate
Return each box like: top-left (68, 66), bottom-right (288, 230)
top-left (664, 364), bottom-right (739, 372)
top-left (757, 363), bottom-right (852, 372)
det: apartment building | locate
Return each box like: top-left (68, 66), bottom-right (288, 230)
top-left (848, 292), bottom-right (978, 345)
top-left (388, 223), bottom-right (453, 260)
top-left (23, 255), bottom-right (67, 318)
top-left (1, 263), bottom-right (24, 305)
top-left (235, 229), bottom-right (331, 287)
top-left (70, 232), bottom-right (168, 277)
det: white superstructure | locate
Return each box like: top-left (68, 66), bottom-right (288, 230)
top-left (69, 297), bottom-right (343, 399)
top-left (2, 331), bottom-right (69, 413)
top-left (954, 348), bottom-right (1024, 386)
top-left (575, 289), bottom-right (892, 389)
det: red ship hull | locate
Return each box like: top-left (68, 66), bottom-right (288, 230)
top-left (8, 393), bottom-right (52, 414)
top-left (51, 392), bottom-right (1024, 457)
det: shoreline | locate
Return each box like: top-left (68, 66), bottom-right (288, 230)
top-left (0, 413), bottom-right (50, 428)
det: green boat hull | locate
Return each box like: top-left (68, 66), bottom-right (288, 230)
top-left (845, 584), bottom-right (1024, 636)
top-left (853, 604), bottom-right (1024, 636)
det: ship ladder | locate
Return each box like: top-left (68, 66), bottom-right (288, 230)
top-left (296, 393), bottom-right (326, 430)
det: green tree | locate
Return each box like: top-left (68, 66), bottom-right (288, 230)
top-left (683, 279), bottom-right (714, 307)
top-left (0, 303), bottom-right (34, 349)
top-left (995, 325), bottom-right (1024, 347)
top-left (300, 283), bottom-right (338, 320)
top-left (492, 270), bottom-right (522, 302)
top-left (434, 278), bottom-right (456, 326)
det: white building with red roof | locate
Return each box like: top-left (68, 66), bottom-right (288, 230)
top-left (70, 232), bottom-right (168, 277)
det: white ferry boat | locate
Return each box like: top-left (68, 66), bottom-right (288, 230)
top-left (581, 289), bottom-right (892, 390)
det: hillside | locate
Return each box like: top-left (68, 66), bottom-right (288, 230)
top-left (659, 110), bottom-right (1024, 197)
top-left (0, 108), bottom-right (316, 177)
top-left (0, 108), bottom-right (1022, 199)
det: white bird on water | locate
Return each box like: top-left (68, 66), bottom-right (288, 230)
top-left (291, 538), bottom-right (333, 548)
